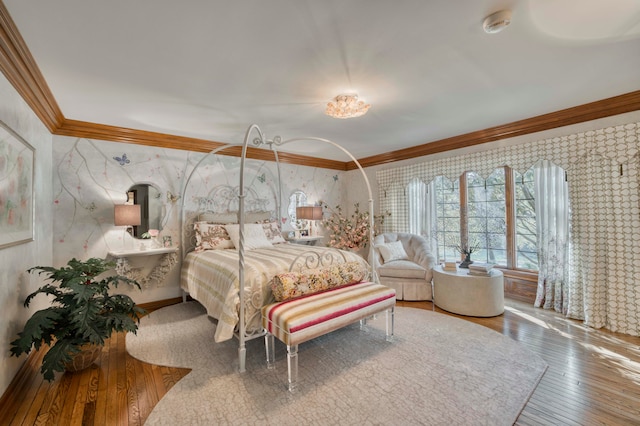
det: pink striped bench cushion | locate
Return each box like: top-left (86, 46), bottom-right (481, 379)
top-left (262, 281), bottom-right (396, 346)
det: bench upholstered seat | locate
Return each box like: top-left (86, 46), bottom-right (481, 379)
top-left (262, 281), bottom-right (396, 391)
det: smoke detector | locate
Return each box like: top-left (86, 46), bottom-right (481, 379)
top-left (483, 10), bottom-right (512, 34)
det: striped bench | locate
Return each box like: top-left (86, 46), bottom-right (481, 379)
top-left (262, 281), bottom-right (396, 391)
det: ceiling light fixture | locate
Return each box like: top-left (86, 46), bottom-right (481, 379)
top-left (483, 10), bottom-right (512, 34)
top-left (325, 94), bottom-right (371, 119)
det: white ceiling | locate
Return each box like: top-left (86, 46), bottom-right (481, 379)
top-left (5, 0), bottom-right (640, 161)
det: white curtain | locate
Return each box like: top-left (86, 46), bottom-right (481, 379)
top-left (533, 160), bottom-right (570, 314)
top-left (408, 179), bottom-right (439, 257)
top-left (565, 153), bottom-right (613, 327)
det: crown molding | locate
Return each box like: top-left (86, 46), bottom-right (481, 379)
top-left (1, 3), bottom-right (638, 173)
top-left (346, 90), bottom-right (640, 170)
top-left (56, 119), bottom-right (349, 170)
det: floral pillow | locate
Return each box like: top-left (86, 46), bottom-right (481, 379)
top-left (194, 222), bottom-right (234, 252)
top-left (270, 261), bottom-right (369, 301)
top-left (261, 220), bottom-right (286, 244)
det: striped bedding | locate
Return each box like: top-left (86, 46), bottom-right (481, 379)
top-left (180, 243), bottom-right (368, 342)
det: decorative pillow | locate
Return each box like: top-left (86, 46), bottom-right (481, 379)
top-left (194, 222), bottom-right (234, 251)
top-left (377, 241), bottom-right (409, 263)
top-left (261, 220), bottom-right (286, 244)
top-left (270, 261), bottom-right (368, 302)
top-left (224, 223), bottom-right (273, 250)
top-left (198, 212), bottom-right (238, 223)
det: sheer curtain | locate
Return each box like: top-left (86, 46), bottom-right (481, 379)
top-left (407, 178), bottom-right (438, 257)
top-left (533, 160), bottom-right (570, 313)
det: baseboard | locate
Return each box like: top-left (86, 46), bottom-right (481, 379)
top-left (138, 296), bottom-right (186, 313)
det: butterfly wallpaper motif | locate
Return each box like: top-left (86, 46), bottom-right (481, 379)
top-left (113, 153), bottom-right (130, 165)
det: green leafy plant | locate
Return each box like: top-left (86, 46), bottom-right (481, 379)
top-left (10, 257), bottom-right (145, 381)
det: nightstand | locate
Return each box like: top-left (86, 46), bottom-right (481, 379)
top-left (285, 236), bottom-right (323, 246)
top-left (107, 247), bottom-right (179, 288)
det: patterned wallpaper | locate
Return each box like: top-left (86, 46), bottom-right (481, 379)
top-left (52, 136), bottom-right (345, 302)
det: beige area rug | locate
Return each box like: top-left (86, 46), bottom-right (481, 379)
top-left (127, 302), bottom-right (547, 425)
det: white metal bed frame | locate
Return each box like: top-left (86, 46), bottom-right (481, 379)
top-left (179, 124), bottom-right (376, 372)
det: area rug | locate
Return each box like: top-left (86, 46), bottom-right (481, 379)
top-left (126, 302), bottom-right (547, 425)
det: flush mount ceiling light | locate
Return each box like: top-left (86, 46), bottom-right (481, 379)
top-left (325, 94), bottom-right (371, 119)
top-left (483, 10), bottom-right (512, 34)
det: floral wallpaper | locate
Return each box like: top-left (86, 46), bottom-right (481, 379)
top-left (52, 136), bottom-right (345, 302)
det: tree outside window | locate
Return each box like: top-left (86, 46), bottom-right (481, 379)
top-left (466, 169), bottom-right (507, 266)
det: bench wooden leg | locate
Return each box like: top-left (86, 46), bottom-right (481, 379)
top-left (287, 344), bottom-right (298, 392)
top-left (265, 333), bottom-right (275, 370)
top-left (386, 306), bottom-right (395, 342)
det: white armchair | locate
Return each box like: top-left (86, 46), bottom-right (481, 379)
top-left (373, 232), bottom-right (437, 301)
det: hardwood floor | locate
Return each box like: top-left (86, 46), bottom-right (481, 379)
top-left (1, 298), bottom-right (639, 425)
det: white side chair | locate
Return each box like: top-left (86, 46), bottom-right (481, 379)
top-left (373, 232), bottom-right (437, 301)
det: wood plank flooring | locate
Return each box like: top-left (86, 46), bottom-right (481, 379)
top-left (1, 298), bottom-right (639, 425)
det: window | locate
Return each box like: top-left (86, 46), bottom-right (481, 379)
top-left (434, 176), bottom-right (460, 262)
top-left (466, 170), bottom-right (507, 265)
top-left (515, 168), bottom-right (538, 269)
top-left (409, 167), bottom-right (538, 271)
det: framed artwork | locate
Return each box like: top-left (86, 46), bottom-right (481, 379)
top-left (0, 120), bottom-right (35, 249)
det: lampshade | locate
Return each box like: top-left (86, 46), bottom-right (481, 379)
top-left (325, 94), bottom-right (370, 119)
top-left (296, 206), bottom-right (323, 221)
top-left (114, 204), bottom-right (141, 226)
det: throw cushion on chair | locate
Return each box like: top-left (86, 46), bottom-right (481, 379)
top-left (377, 241), bottom-right (409, 263)
top-left (378, 260), bottom-right (427, 279)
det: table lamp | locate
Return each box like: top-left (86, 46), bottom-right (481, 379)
top-left (114, 204), bottom-right (141, 249)
top-left (296, 205), bottom-right (323, 237)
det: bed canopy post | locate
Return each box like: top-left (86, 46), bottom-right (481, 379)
top-left (237, 124), bottom-right (270, 373)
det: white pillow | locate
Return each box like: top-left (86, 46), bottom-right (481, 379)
top-left (224, 223), bottom-right (273, 250)
top-left (377, 241), bottom-right (408, 263)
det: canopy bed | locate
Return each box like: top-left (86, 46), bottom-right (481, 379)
top-left (179, 124), bottom-right (379, 372)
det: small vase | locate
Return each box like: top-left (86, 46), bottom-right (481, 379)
top-left (459, 254), bottom-right (473, 268)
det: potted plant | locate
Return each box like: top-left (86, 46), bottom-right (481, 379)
top-left (10, 257), bottom-right (145, 381)
top-left (455, 240), bottom-right (480, 268)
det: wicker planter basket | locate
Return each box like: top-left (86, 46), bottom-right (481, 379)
top-left (64, 344), bottom-right (102, 372)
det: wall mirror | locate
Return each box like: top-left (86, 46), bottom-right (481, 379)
top-left (126, 183), bottom-right (163, 238)
top-left (287, 190), bottom-right (307, 229)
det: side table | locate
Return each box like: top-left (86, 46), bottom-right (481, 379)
top-left (432, 265), bottom-right (504, 317)
top-left (285, 236), bottom-right (323, 246)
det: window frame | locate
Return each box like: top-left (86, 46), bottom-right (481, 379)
top-left (458, 166), bottom-right (536, 273)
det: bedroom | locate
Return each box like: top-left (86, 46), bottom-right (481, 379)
top-left (1, 1), bottom-right (639, 424)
